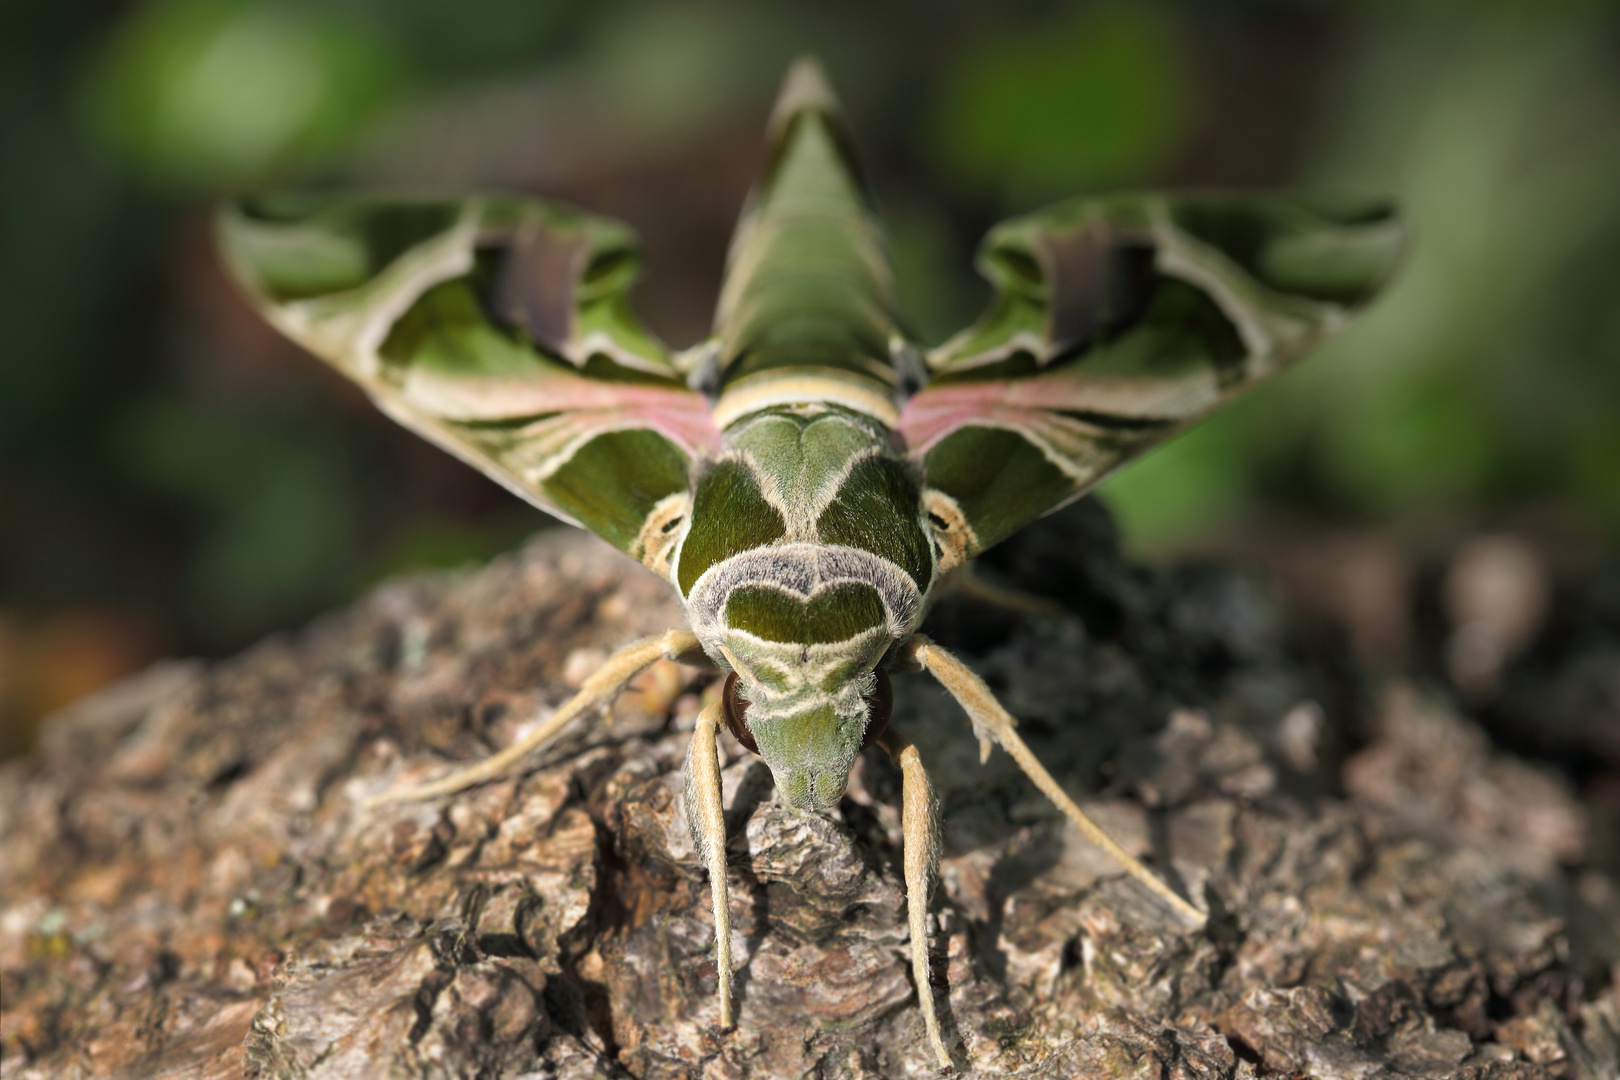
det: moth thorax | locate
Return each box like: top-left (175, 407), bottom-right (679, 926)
top-left (720, 670), bottom-right (892, 756)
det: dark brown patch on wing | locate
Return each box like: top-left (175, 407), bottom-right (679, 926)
top-left (488, 221), bottom-right (587, 359)
top-left (1042, 223), bottom-right (1156, 362)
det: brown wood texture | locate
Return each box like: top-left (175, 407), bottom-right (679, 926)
top-left (3, 506), bottom-right (1618, 1079)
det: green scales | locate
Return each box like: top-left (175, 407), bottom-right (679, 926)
top-left (218, 59), bottom-right (1401, 1069)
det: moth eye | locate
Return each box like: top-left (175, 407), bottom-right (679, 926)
top-left (859, 669), bottom-right (893, 751)
top-left (926, 512), bottom-right (949, 529)
top-left (661, 515), bottom-right (685, 534)
top-left (721, 672), bottom-right (760, 755)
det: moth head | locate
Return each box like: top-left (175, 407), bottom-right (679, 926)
top-left (720, 665), bottom-right (892, 811)
top-left (689, 543), bottom-right (921, 811)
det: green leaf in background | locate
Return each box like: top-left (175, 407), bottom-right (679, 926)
top-left (1551, 225), bottom-right (1620, 530)
top-left (929, 4), bottom-right (1186, 199)
top-left (1096, 417), bottom-right (1255, 552)
top-left (116, 399), bottom-right (358, 638)
top-left (84, 0), bottom-right (405, 187)
top-left (187, 442), bottom-right (354, 636)
top-left (364, 516), bottom-right (538, 586)
top-left (371, 0), bottom-right (574, 77)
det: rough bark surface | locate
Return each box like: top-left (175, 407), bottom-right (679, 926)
top-left (4, 503), bottom-right (1619, 1079)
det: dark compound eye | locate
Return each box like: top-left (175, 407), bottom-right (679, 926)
top-left (859, 669), bottom-right (893, 750)
top-left (720, 672), bottom-right (759, 754)
top-left (720, 669), bottom-right (893, 757)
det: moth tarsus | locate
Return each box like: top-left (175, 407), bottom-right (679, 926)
top-left (876, 724), bottom-right (950, 1069)
top-left (221, 53), bottom-right (1399, 1069)
top-left (685, 696), bottom-right (734, 1031)
top-left (902, 635), bottom-right (1208, 928)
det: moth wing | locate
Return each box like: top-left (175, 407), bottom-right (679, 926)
top-left (900, 193), bottom-right (1404, 558)
top-left (217, 194), bottom-right (720, 575)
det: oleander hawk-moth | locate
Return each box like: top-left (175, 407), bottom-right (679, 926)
top-left (217, 58), bottom-right (1402, 1069)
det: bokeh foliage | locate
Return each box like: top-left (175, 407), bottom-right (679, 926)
top-left (3, 0), bottom-right (1620, 752)
top-left (1103, 11), bottom-right (1620, 544)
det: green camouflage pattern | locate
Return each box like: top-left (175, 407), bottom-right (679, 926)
top-left (217, 59), bottom-right (1402, 811)
top-left (901, 192), bottom-right (1404, 552)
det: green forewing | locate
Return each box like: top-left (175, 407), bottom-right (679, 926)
top-left (542, 429), bottom-right (693, 553)
top-left (900, 193), bottom-right (1403, 555)
top-left (920, 428), bottom-right (1076, 554)
top-left (217, 193), bottom-right (721, 569)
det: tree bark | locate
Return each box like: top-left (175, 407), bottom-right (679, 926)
top-left (3, 505), bottom-right (1617, 1079)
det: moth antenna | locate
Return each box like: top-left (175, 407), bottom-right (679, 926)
top-left (900, 636), bottom-right (1208, 928)
top-left (365, 629), bottom-right (702, 805)
top-left (943, 565), bottom-right (1065, 619)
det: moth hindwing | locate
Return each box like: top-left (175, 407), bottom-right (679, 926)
top-left (219, 55), bottom-right (1402, 1071)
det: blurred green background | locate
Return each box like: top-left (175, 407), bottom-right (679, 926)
top-left (3, 0), bottom-right (1619, 756)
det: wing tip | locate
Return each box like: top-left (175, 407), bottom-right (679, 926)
top-left (768, 55), bottom-right (842, 138)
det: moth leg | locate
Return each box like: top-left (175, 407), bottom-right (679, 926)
top-left (876, 727), bottom-right (952, 1070)
top-left (686, 696), bottom-right (734, 1028)
top-left (369, 629), bottom-right (703, 805)
top-left (899, 635), bottom-right (1207, 928)
top-left (945, 564), bottom-right (1065, 619)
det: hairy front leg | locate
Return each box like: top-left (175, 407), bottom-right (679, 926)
top-left (369, 629), bottom-right (703, 805)
top-left (877, 727), bottom-right (952, 1070)
top-left (685, 696), bottom-right (734, 1027)
top-left (943, 563), bottom-right (1066, 619)
top-left (899, 635), bottom-right (1207, 928)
